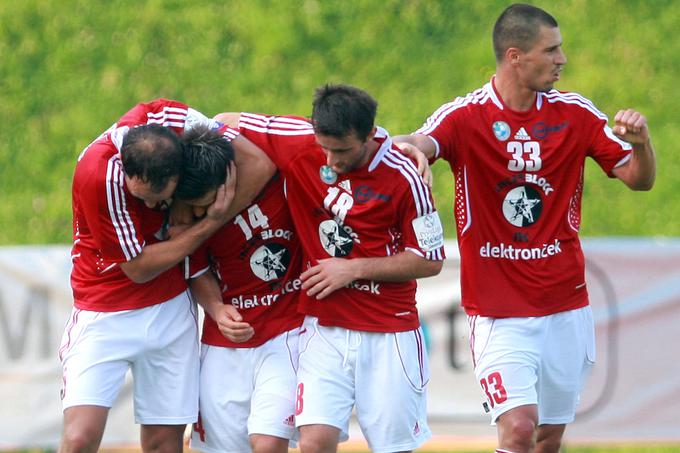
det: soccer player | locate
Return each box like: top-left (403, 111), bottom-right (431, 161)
top-left (59, 100), bottom-right (275, 453)
top-left (173, 126), bottom-right (304, 453)
top-left (217, 83), bottom-right (446, 453)
top-left (393, 4), bottom-right (656, 453)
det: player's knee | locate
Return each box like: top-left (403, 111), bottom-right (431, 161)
top-left (59, 427), bottom-right (101, 453)
top-left (298, 434), bottom-right (335, 453)
top-left (499, 415), bottom-right (537, 451)
top-left (250, 434), bottom-right (289, 453)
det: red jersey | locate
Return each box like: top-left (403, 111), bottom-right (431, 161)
top-left (416, 78), bottom-right (632, 317)
top-left (188, 175), bottom-right (304, 348)
top-left (238, 113), bottom-right (445, 333)
top-left (70, 99), bottom-right (237, 311)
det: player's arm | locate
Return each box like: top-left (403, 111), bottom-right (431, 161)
top-left (392, 133), bottom-right (438, 160)
top-left (301, 252), bottom-right (443, 300)
top-left (224, 134), bottom-right (276, 220)
top-left (190, 271), bottom-right (254, 343)
top-left (214, 112), bottom-right (241, 127)
top-left (119, 166), bottom-right (235, 283)
top-left (610, 109), bottom-right (656, 191)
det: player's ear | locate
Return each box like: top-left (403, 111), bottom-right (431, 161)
top-left (506, 47), bottom-right (521, 66)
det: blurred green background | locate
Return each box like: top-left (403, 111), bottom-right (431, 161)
top-left (1, 0), bottom-right (677, 244)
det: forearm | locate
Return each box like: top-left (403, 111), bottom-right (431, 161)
top-left (619, 139), bottom-right (656, 191)
top-left (222, 135), bottom-right (276, 221)
top-left (392, 133), bottom-right (437, 160)
top-left (189, 272), bottom-right (224, 319)
top-left (119, 216), bottom-right (223, 283)
top-left (349, 251), bottom-right (443, 282)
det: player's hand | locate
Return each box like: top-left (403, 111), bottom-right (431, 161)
top-left (206, 162), bottom-right (236, 223)
top-left (213, 304), bottom-right (254, 343)
top-left (300, 258), bottom-right (358, 300)
top-left (395, 142), bottom-right (433, 187)
top-left (612, 109), bottom-right (650, 145)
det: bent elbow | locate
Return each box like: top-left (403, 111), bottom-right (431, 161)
top-left (422, 259), bottom-right (444, 278)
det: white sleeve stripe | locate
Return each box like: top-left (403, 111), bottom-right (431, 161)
top-left (415, 88), bottom-right (490, 136)
top-left (240, 122), bottom-right (314, 136)
top-left (221, 129), bottom-right (238, 140)
top-left (546, 92), bottom-right (608, 120)
top-left (147, 119), bottom-right (185, 128)
top-left (106, 157), bottom-right (142, 260)
top-left (148, 106), bottom-right (188, 115)
top-left (240, 112), bottom-right (311, 127)
top-left (147, 113), bottom-right (186, 121)
top-left (382, 149), bottom-right (435, 218)
top-left (240, 113), bottom-right (314, 134)
top-left (382, 151), bottom-right (426, 216)
top-left (111, 159), bottom-right (143, 258)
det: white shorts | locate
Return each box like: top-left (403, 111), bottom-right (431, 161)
top-left (58, 291), bottom-right (199, 425)
top-left (190, 329), bottom-right (300, 453)
top-left (296, 316), bottom-right (431, 453)
top-left (469, 305), bottom-right (596, 425)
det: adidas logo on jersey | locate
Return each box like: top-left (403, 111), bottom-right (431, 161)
top-left (283, 414), bottom-right (295, 427)
top-left (338, 179), bottom-right (352, 193)
top-left (514, 127), bottom-right (531, 140)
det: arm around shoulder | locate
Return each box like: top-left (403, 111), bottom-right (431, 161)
top-left (392, 133), bottom-right (438, 160)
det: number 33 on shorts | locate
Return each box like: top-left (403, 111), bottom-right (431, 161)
top-left (480, 371), bottom-right (508, 408)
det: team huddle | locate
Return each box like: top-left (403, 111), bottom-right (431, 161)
top-left (58, 5), bottom-right (656, 453)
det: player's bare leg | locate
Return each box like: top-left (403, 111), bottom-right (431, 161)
top-left (140, 424), bottom-right (185, 453)
top-left (535, 423), bottom-right (566, 453)
top-left (58, 405), bottom-right (108, 453)
top-left (496, 404), bottom-right (538, 453)
top-left (250, 433), bottom-right (289, 453)
top-left (298, 424), bottom-right (340, 453)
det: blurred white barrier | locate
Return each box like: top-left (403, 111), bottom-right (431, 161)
top-left (1, 239), bottom-right (679, 448)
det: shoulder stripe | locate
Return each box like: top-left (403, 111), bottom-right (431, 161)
top-left (545, 91), bottom-right (608, 120)
top-left (105, 157), bottom-right (142, 261)
top-left (415, 88), bottom-right (488, 136)
top-left (381, 148), bottom-right (434, 218)
top-left (240, 113), bottom-right (314, 136)
top-left (146, 106), bottom-right (188, 128)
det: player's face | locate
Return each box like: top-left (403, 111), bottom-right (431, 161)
top-left (316, 129), bottom-right (375, 174)
top-left (125, 175), bottom-right (177, 209)
top-left (184, 189), bottom-right (218, 219)
top-left (518, 25), bottom-right (567, 92)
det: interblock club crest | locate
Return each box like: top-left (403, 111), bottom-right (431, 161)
top-left (318, 219), bottom-right (354, 257)
top-left (249, 243), bottom-right (291, 281)
top-left (502, 185), bottom-right (543, 227)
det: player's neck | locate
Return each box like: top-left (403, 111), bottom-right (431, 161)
top-left (494, 73), bottom-right (536, 112)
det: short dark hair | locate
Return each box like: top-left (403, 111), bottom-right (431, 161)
top-left (311, 84), bottom-right (377, 142)
top-left (492, 3), bottom-right (558, 61)
top-left (175, 125), bottom-right (234, 201)
top-left (121, 124), bottom-right (183, 192)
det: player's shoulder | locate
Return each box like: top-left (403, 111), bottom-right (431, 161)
top-left (239, 112), bottom-right (314, 135)
top-left (541, 89), bottom-right (608, 120)
top-left (374, 130), bottom-right (426, 186)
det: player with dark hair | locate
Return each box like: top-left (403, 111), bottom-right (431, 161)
top-left (216, 83), bottom-right (445, 453)
top-left (175, 125), bottom-right (235, 206)
top-left (59, 100), bottom-right (274, 453)
top-left (394, 4), bottom-right (656, 453)
top-left (173, 125), bottom-right (304, 453)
